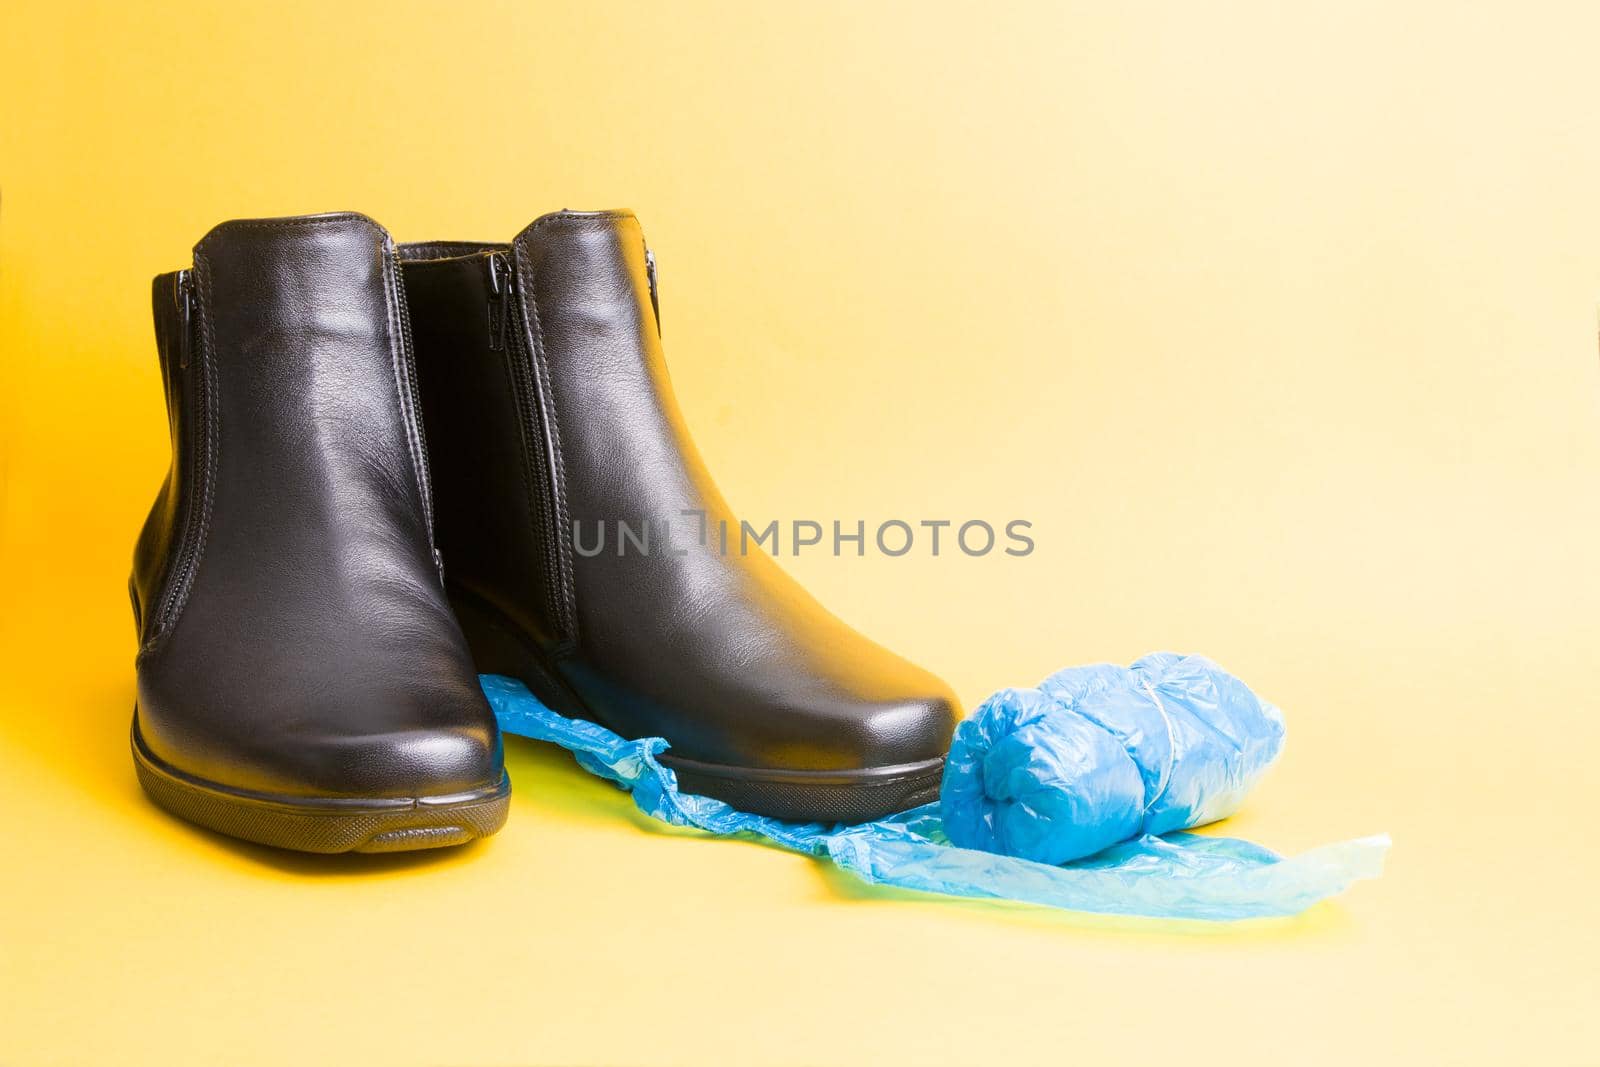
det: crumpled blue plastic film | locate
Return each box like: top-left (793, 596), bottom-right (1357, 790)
top-left (942, 653), bottom-right (1288, 865)
top-left (482, 658), bottom-right (1387, 922)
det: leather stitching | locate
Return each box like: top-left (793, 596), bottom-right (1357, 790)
top-left (396, 241), bottom-right (508, 262)
top-left (378, 242), bottom-right (432, 538)
top-left (498, 323), bottom-right (544, 616)
top-left (504, 210), bottom-right (646, 651)
top-left (194, 212), bottom-right (382, 248)
top-left (512, 234), bottom-right (579, 651)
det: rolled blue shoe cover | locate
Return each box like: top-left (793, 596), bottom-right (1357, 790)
top-left (941, 652), bottom-right (1288, 864)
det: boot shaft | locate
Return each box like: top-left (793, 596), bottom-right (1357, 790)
top-left (399, 211), bottom-right (700, 660)
top-left (133, 213), bottom-right (439, 653)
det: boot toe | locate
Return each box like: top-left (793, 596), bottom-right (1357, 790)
top-left (357, 722), bottom-right (505, 798)
top-left (855, 687), bottom-right (962, 769)
top-left (134, 687), bottom-right (504, 802)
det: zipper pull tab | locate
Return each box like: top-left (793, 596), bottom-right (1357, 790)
top-left (486, 251), bottom-right (511, 352)
top-left (644, 247), bottom-right (661, 336)
top-left (174, 269), bottom-right (194, 369)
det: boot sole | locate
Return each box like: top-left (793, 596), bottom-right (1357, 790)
top-left (658, 752), bottom-right (945, 823)
top-left (131, 714), bottom-right (510, 854)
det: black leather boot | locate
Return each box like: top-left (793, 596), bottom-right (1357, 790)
top-left (130, 213), bottom-right (510, 853)
top-left (398, 211), bottom-right (958, 822)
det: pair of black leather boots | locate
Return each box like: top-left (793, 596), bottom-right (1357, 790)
top-left (130, 211), bottom-right (960, 853)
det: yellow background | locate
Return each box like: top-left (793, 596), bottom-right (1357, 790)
top-left (3, 2), bottom-right (1597, 1064)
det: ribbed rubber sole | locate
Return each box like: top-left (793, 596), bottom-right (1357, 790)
top-left (131, 718), bottom-right (510, 854)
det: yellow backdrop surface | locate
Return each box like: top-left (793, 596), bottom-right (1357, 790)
top-left (3, 3), bottom-right (1597, 1064)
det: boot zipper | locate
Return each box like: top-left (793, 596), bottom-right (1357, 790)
top-left (644, 247), bottom-right (660, 335)
top-left (151, 269), bottom-right (208, 640)
top-left (489, 250), bottom-right (575, 641)
top-left (175, 269), bottom-right (193, 368)
top-left (487, 250), bottom-right (511, 352)
top-left (387, 242), bottom-right (444, 582)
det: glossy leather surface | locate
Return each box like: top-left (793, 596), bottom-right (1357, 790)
top-left (401, 211), bottom-right (959, 773)
top-left (132, 213), bottom-right (503, 799)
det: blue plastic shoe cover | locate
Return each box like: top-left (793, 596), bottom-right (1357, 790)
top-left (941, 652), bottom-right (1286, 864)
